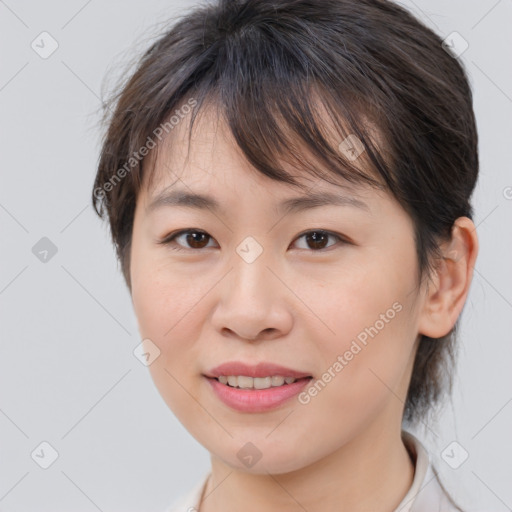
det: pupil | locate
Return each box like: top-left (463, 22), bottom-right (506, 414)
top-left (188, 232), bottom-right (207, 248)
top-left (308, 231), bottom-right (327, 249)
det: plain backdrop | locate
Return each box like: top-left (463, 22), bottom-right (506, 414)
top-left (1, 0), bottom-right (511, 511)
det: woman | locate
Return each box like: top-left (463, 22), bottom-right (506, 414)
top-left (92, 0), bottom-right (479, 510)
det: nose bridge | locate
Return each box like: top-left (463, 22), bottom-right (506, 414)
top-left (229, 234), bottom-right (275, 305)
top-left (211, 235), bottom-right (292, 340)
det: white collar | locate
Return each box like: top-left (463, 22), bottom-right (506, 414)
top-left (395, 430), bottom-right (462, 511)
top-left (165, 430), bottom-right (462, 512)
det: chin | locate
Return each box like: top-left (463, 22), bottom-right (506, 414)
top-left (210, 437), bottom-right (314, 475)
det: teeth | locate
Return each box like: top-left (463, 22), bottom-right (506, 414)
top-left (237, 376), bottom-right (254, 389)
top-left (271, 376), bottom-right (285, 386)
top-left (253, 377), bottom-right (272, 389)
top-left (216, 375), bottom-right (300, 389)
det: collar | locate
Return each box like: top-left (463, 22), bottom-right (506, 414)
top-left (395, 430), bottom-right (462, 512)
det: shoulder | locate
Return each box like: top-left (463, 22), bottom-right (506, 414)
top-left (162, 471), bottom-right (210, 512)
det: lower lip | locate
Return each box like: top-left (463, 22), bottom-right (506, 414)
top-left (205, 376), bottom-right (312, 413)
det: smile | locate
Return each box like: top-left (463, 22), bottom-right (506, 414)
top-left (205, 375), bottom-right (313, 412)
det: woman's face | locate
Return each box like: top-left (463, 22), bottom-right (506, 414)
top-left (130, 108), bottom-right (427, 474)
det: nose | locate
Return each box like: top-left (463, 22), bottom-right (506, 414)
top-left (210, 252), bottom-right (294, 342)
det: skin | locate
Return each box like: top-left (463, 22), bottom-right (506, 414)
top-left (129, 105), bottom-right (479, 512)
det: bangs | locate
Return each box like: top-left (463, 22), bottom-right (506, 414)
top-left (131, 17), bottom-right (397, 197)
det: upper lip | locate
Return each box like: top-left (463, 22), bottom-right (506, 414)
top-left (204, 361), bottom-right (312, 379)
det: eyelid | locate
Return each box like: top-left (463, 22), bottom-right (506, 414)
top-left (156, 228), bottom-right (215, 248)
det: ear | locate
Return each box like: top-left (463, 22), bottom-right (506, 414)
top-left (417, 216), bottom-right (479, 338)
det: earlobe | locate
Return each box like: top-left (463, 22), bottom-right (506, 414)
top-left (417, 217), bottom-right (479, 339)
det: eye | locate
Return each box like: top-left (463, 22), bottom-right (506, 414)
top-left (158, 228), bottom-right (348, 252)
top-left (157, 229), bottom-right (216, 251)
top-left (292, 230), bottom-right (346, 251)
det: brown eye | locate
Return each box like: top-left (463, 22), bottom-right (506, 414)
top-left (182, 231), bottom-right (211, 249)
top-left (159, 229), bottom-right (215, 251)
top-left (293, 230), bottom-right (345, 251)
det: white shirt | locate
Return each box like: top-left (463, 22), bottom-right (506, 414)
top-left (164, 431), bottom-right (463, 512)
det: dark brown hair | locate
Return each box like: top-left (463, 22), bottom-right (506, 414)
top-left (92, 0), bottom-right (478, 424)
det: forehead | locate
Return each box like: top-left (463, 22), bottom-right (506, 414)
top-left (141, 98), bottom-right (386, 209)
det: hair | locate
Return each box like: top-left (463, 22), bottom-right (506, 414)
top-left (92, 0), bottom-right (478, 424)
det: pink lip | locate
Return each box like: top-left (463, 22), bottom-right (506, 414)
top-left (205, 361), bottom-right (312, 379)
top-left (205, 376), bottom-right (312, 413)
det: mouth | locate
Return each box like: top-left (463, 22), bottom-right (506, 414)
top-left (203, 361), bottom-right (313, 412)
top-left (204, 374), bottom-right (313, 413)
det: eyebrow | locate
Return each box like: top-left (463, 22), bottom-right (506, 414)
top-left (147, 189), bottom-right (371, 215)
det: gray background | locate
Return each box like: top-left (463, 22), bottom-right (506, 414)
top-left (1, 0), bottom-right (511, 511)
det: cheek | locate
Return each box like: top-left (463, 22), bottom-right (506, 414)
top-left (131, 239), bottom-right (190, 331)
top-left (298, 252), bottom-right (417, 411)
top-left (299, 253), bottom-right (414, 349)
top-left (131, 255), bottom-right (209, 418)
top-left (130, 244), bottom-right (203, 367)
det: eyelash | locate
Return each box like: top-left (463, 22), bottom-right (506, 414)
top-left (157, 228), bottom-right (349, 253)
